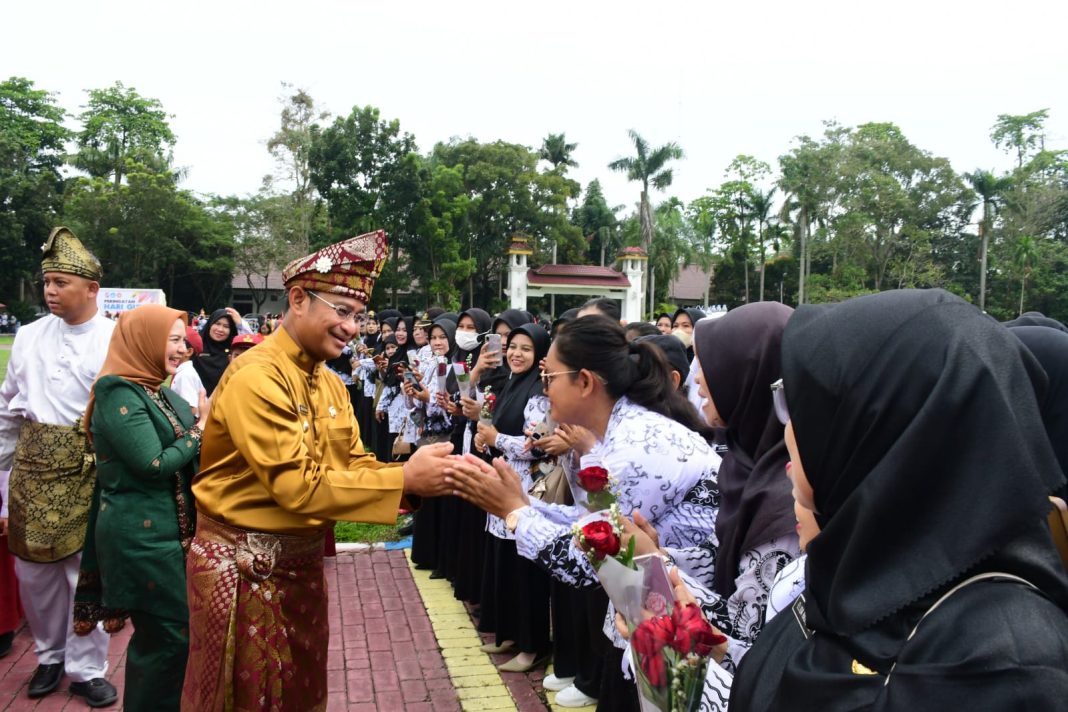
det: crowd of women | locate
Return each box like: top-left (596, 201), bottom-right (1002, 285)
top-left (77, 289), bottom-right (1068, 711)
top-left (346, 294), bottom-right (1068, 710)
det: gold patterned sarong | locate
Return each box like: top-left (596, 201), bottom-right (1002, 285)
top-left (8, 421), bottom-right (96, 563)
top-left (181, 516), bottom-right (328, 712)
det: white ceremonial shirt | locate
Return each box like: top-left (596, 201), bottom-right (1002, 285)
top-left (0, 312), bottom-right (115, 512)
top-left (170, 359), bottom-right (205, 412)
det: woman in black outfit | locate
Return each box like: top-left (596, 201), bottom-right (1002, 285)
top-left (193, 309), bottom-right (237, 396)
top-left (730, 289), bottom-right (1068, 711)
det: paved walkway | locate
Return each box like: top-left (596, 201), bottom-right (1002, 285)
top-left (0, 550), bottom-right (592, 711)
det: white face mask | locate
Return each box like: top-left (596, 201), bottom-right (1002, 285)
top-left (455, 331), bottom-right (481, 352)
top-left (673, 329), bottom-right (693, 348)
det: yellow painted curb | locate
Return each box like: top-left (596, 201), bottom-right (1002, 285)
top-left (406, 550), bottom-right (519, 711)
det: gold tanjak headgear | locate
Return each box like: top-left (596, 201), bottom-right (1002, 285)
top-left (282, 230), bottom-right (388, 303)
top-left (40, 227), bottom-right (103, 281)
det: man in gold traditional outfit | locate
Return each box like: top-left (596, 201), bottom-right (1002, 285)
top-left (0, 228), bottom-right (118, 706)
top-left (182, 230), bottom-right (456, 711)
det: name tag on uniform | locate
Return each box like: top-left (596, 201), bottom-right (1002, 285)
top-left (792, 593), bottom-right (812, 640)
top-left (298, 404), bottom-right (308, 415)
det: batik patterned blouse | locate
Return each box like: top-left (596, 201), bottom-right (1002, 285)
top-left (486, 394), bottom-right (550, 540)
top-left (513, 396), bottom-right (721, 577)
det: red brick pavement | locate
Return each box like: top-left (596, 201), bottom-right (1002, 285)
top-left (0, 551), bottom-right (469, 711)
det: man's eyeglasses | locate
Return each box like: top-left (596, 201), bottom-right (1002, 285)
top-left (770, 378), bottom-right (789, 425)
top-left (540, 370), bottom-right (578, 388)
top-left (307, 290), bottom-right (361, 324)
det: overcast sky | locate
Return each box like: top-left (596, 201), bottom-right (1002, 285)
top-left (5, 0), bottom-right (1066, 214)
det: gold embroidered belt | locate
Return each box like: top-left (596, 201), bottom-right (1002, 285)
top-left (193, 516), bottom-right (325, 581)
top-left (8, 420), bottom-right (96, 563)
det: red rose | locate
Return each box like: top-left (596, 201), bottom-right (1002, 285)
top-left (577, 466), bottom-right (610, 492)
top-left (631, 614), bottom-right (675, 658)
top-left (581, 520), bottom-right (620, 560)
top-left (670, 602), bottom-right (726, 657)
top-left (639, 649), bottom-right (668, 688)
top-left (437, 361), bottom-right (448, 376)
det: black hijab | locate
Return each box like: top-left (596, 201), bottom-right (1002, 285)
top-left (382, 317), bottom-right (410, 387)
top-left (1010, 325), bottom-right (1068, 501)
top-left (491, 324), bottom-right (551, 437)
top-left (492, 308), bottom-right (532, 333)
top-left (194, 309), bottom-right (237, 396)
top-left (1004, 310), bottom-right (1068, 333)
top-left (363, 314), bottom-right (380, 352)
top-left (429, 319), bottom-right (460, 395)
top-left (733, 289), bottom-right (1068, 712)
top-left (672, 307), bottom-right (705, 327)
top-left (482, 309), bottom-right (532, 393)
top-left (694, 302), bottom-right (796, 597)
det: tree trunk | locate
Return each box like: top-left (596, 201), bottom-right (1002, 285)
top-left (649, 267), bottom-right (655, 319)
top-left (978, 203), bottom-right (990, 312)
top-left (757, 222), bottom-right (765, 301)
top-left (1019, 275), bottom-right (1026, 316)
top-left (391, 243), bottom-right (400, 308)
top-left (743, 252), bottom-right (750, 303)
top-left (798, 209), bottom-right (808, 305)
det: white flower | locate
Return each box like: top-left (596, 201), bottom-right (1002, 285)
top-left (314, 255), bottom-right (333, 273)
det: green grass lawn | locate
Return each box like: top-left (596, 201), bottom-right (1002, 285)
top-left (0, 348), bottom-right (9, 386)
top-left (334, 514), bottom-right (407, 543)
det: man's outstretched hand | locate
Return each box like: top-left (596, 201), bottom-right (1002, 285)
top-left (401, 442), bottom-right (455, 497)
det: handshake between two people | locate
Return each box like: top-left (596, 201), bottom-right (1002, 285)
top-left (399, 442), bottom-right (528, 517)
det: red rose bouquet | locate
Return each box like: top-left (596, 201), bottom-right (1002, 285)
top-left (574, 464), bottom-right (616, 511)
top-left (479, 385), bottom-right (496, 424)
top-left (435, 357), bottom-right (448, 393)
top-left (630, 603), bottom-right (727, 710)
top-left (452, 361), bottom-right (472, 397)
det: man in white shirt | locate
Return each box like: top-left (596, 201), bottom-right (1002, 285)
top-left (0, 227), bottom-right (117, 707)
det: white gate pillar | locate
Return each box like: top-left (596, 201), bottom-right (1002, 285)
top-left (507, 237), bottom-right (532, 312)
top-left (619, 247), bottom-right (647, 323)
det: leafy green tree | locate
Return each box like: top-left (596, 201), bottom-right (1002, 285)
top-left (0, 77), bottom-right (71, 309)
top-left (834, 123), bottom-right (969, 291)
top-left (265, 84), bottom-right (328, 254)
top-left (991, 109), bottom-right (1049, 168)
top-left (608, 130), bottom-right (684, 314)
top-left (748, 187), bottom-right (777, 301)
top-left (309, 104), bottom-right (418, 240)
top-left (428, 138), bottom-right (582, 308)
top-left (539, 133), bottom-right (578, 172)
top-left (964, 169), bottom-right (1013, 311)
top-left (778, 126), bottom-right (847, 304)
top-left (572, 180), bottom-right (621, 266)
top-left (64, 164), bottom-right (234, 309)
top-left (1011, 234), bottom-right (1038, 316)
top-left (73, 82), bottom-right (175, 187)
top-left (214, 193), bottom-right (303, 311)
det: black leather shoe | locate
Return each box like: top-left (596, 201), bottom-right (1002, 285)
top-left (27, 662), bottom-right (64, 698)
top-left (0, 631), bottom-right (13, 658)
top-left (69, 678), bottom-right (118, 708)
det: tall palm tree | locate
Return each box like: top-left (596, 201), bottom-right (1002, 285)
top-left (608, 130), bottom-right (684, 314)
top-left (748, 187), bottom-right (776, 301)
top-left (1012, 234), bottom-right (1038, 316)
top-left (965, 169), bottom-right (1013, 312)
top-left (539, 133), bottom-right (578, 172)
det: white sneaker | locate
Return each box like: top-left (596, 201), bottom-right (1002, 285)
top-left (554, 684), bottom-right (598, 708)
top-left (542, 673), bottom-right (575, 692)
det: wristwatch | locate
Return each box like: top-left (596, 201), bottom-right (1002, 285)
top-left (505, 505), bottom-right (531, 533)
